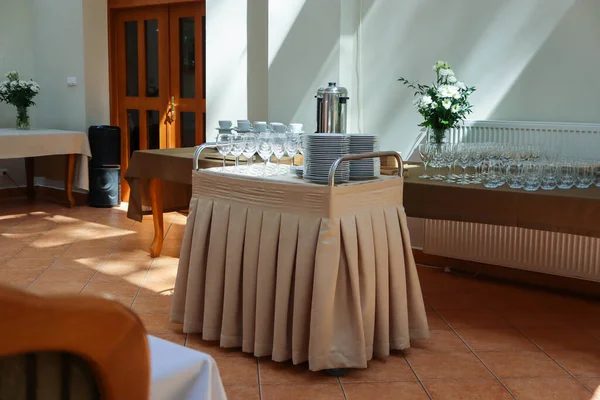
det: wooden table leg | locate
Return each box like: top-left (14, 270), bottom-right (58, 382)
top-left (65, 154), bottom-right (75, 208)
top-left (25, 157), bottom-right (35, 201)
top-left (149, 178), bottom-right (164, 258)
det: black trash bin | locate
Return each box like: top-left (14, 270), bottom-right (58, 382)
top-left (88, 125), bottom-right (122, 207)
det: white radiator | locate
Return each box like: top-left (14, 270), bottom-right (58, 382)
top-left (447, 120), bottom-right (600, 160)
top-left (421, 120), bottom-right (600, 282)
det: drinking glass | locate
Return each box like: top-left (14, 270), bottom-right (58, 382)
top-left (594, 164), bottom-right (600, 188)
top-left (216, 133), bottom-right (233, 169)
top-left (522, 163), bottom-right (541, 191)
top-left (456, 144), bottom-right (471, 185)
top-left (483, 159), bottom-right (504, 188)
top-left (557, 160), bottom-right (575, 189)
top-left (230, 134), bottom-right (246, 172)
top-left (272, 132), bottom-right (287, 173)
top-left (441, 144), bottom-right (455, 182)
top-left (506, 160), bottom-right (523, 189)
top-left (575, 161), bottom-right (594, 188)
top-left (257, 132), bottom-right (273, 175)
top-left (540, 163), bottom-right (557, 190)
top-left (471, 145), bottom-right (484, 183)
top-left (285, 132), bottom-right (300, 167)
top-left (242, 133), bottom-right (258, 173)
top-left (418, 143), bottom-right (432, 178)
top-left (431, 145), bottom-right (444, 181)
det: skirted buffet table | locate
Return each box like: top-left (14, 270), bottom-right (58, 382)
top-left (170, 160), bottom-right (429, 371)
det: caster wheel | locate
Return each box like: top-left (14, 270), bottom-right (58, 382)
top-left (324, 368), bottom-right (348, 377)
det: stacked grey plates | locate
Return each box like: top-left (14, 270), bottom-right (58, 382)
top-left (303, 134), bottom-right (350, 184)
top-left (348, 134), bottom-right (380, 179)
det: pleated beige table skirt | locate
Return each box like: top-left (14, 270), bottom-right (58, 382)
top-left (171, 169), bottom-right (429, 371)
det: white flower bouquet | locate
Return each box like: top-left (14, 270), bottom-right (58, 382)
top-left (0, 71), bottom-right (40, 130)
top-left (399, 61), bottom-right (475, 144)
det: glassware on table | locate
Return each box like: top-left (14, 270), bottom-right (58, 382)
top-left (575, 161), bottom-right (594, 188)
top-left (471, 145), bottom-right (484, 183)
top-left (506, 160), bottom-right (523, 189)
top-left (540, 163), bottom-right (557, 191)
top-left (522, 162), bottom-right (541, 191)
top-left (242, 133), bottom-right (258, 172)
top-left (594, 164), bottom-right (600, 188)
top-left (456, 144), bottom-right (471, 185)
top-left (272, 132), bottom-right (286, 173)
top-left (442, 143), bottom-right (455, 183)
top-left (285, 132), bottom-right (300, 167)
top-left (417, 143), bottom-right (433, 179)
top-left (216, 133), bottom-right (233, 169)
top-left (230, 134), bottom-right (246, 172)
top-left (257, 132), bottom-right (273, 175)
top-left (483, 159), bottom-right (505, 188)
top-left (430, 145), bottom-right (444, 181)
top-left (557, 160), bottom-right (576, 190)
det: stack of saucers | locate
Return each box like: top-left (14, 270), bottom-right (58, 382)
top-left (303, 134), bottom-right (350, 184)
top-left (348, 134), bottom-right (380, 180)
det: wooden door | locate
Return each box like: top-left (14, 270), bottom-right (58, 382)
top-left (111, 2), bottom-right (205, 199)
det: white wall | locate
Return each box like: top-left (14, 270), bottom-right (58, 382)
top-left (0, 0), bottom-right (110, 190)
top-left (356, 0), bottom-right (600, 155)
top-left (82, 0), bottom-right (110, 129)
top-left (267, 0), bottom-right (341, 132)
top-left (30, 0), bottom-right (88, 131)
top-left (0, 0), bottom-right (35, 188)
top-left (205, 0), bottom-right (248, 141)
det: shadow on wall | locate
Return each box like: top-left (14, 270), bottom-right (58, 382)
top-left (265, 0), bottom-right (376, 132)
top-left (358, 0), bottom-right (578, 155)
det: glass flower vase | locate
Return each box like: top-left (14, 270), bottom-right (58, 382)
top-left (16, 106), bottom-right (30, 130)
top-left (427, 128), bottom-right (449, 145)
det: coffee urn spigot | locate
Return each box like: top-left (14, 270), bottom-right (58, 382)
top-left (316, 82), bottom-right (349, 133)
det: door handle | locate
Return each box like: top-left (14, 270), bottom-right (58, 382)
top-left (169, 96), bottom-right (177, 122)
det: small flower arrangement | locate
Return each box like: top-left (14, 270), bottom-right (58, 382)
top-left (399, 61), bottom-right (475, 144)
top-left (0, 71), bottom-right (40, 130)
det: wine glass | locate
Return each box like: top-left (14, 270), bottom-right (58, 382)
top-left (285, 132), bottom-right (300, 167)
top-left (271, 133), bottom-right (286, 174)
top-left (216, 133), bottom-right (232, 169)
top-left (456, 144), bottom-right (471, 185)
top-left (257, 132), bottom-right (273, 176)
top-left (418, 143), bottom-right (432, 179)
top-left (242, 133), bottom-right (258, 173)
top-left (230, 134), bottom-right (246, 172)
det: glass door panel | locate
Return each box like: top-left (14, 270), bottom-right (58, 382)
top-left (125, 22), bottom-right (139, 97)
top-left (147, 110), bottom-right (161, 149)
top-left (145, 20), bottom-right (160, 97)
top-left (169, 3), bottom-right (205, 147)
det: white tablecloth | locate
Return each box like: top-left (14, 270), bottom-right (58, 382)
top-left (149, 336), bottom-right (227, 400)
top-left (0, 128), bottom-right (92, 191)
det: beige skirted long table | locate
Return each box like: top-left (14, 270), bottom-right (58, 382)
top-left (0, 129), bottom-right (91, 207)
top-left (404, 164), bottom-right (600, 237)
top-left (171, 167), bottom-right (429, 371)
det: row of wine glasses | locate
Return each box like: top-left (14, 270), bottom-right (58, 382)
top-left (216, 131), bottom-right (302, 175)
top-left (418, 142), bottom-right (600, 191)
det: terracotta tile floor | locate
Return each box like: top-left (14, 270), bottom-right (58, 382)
top-left (1, 200), bottom-right (600, 400)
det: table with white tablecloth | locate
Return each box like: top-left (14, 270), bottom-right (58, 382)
top-left (149, 335), bottom-right (226, 400)
top-left (0, 129), bottom-right (91, 207)
top-left (171, 167), bottom-right (429, 372)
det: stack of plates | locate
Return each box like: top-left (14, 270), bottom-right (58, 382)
top-left (348, 134), bottom-right (380, 180)
top-left (303, 134), bottom-right (350, 184)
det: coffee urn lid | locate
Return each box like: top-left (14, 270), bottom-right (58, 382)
top-left (322, 82), bottom-right (348, 97)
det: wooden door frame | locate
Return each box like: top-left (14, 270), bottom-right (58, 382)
top-left (107, 0), bottom-right (204, 200)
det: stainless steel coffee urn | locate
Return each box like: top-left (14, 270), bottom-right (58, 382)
top-left (316, 82), bottom-right (349, 133)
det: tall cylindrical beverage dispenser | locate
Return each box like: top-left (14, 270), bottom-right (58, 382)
top-left (315, 82), bottom-right (349, 133)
